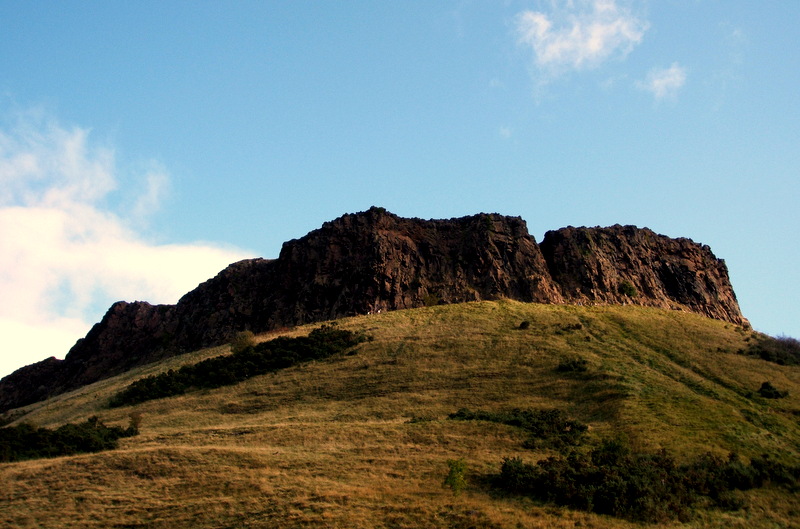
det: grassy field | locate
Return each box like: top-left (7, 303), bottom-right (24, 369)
top-left (1, 300), bottom-right (798, 528)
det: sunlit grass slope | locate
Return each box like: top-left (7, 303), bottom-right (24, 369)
top-left (2, 301), bottom-right (798, 528)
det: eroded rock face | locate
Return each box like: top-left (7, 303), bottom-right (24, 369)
top-left (539, 225), bottom-right (745, 324)
top-left (0, 357), bottom-right (63, 416)
top-left (0, 208), bottom-right (746, 413)
top-left (268, 208), bottom-right (563, 323)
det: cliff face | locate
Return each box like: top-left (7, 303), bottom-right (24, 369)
top-left (540, 225), bottom-right (744, 324)
top-left (270, 208), bottom-right (563, 321)
top-left (0, 208), bottom-right (747, 413)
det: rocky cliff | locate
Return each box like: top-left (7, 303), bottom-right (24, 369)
top-left (540, 225), bottom-right (743, 323)
top-left (0, 207), bottom-right (747, 413)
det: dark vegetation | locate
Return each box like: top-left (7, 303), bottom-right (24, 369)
top-left (618, 280), bottom-right (638, 297)
top-left (448, 407), bottom-right (800, 522)
top-left (448, 408), bottom-right (587, 451)
top-left (758, 381), bottom-right (789, 399)
top-left (555, 356), bottom-right (589, 373)
top-left (0, 415), bottom-right (139, 462)
top-left (109, 325), bottom-right (367, 408)
top-left (742, 334), bottom-right (800, 366)
top-left (498, 444), bottom-right (800, 523)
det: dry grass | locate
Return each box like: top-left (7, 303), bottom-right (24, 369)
top-left (1, 301), bottom-right (799, 528)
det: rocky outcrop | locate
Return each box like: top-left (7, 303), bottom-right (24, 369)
top-left (0, 357), bottom-right (63, 417)
top-left (267, 208), bottom-right (564, 321)
top-left (0, 207), bottom-right (747, 413)
top-left (540, 225), bottom-right (744, 324)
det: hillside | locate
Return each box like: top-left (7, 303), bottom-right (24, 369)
top-left (1, 301), bottom-right (798, 528)
top-left (0, 207), bottom-right (747, 413)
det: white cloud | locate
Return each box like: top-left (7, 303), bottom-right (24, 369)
top-left (638, 62), bottom-right (687, 100)
top-left (129, 163), bottom-right (170, 225)
top-left (516, 0), bottom-right (648, 78)
top-left (0, 112), bottom-right (250, 378)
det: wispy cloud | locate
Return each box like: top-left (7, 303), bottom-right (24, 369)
top-left (515, 0), bottom-right (648, 79)
top-left (129, 162), bottom-right (170, 225)
top-left (0, 111), bottom-right (250, 377)
top-left (637, 62), bottom-right (687, 100)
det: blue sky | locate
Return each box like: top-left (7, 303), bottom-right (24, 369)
top-left (1, 1), bottom-right (798, 378)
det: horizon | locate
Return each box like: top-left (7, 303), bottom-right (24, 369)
top-left (1, 1), bottom-right (798, 378)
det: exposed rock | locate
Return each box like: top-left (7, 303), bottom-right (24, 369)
top-left (64, 301), bottom-right (178, 386)
top-left (539, 225), bottom-right (745, 324)
top-left (0, 357), bottom-right (64, 414)
top-left (265, 208), bottom-right (563, 322)
top-left (0, 207), bottom-right (747, 413)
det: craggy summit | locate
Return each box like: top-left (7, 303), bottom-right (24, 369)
top-left (0, 207), bottom-right (746, 412)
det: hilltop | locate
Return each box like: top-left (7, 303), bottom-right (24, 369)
top-left (1, 301), bottom-right (797, 528)
top-left (0, 208), bottom-right (746, 413)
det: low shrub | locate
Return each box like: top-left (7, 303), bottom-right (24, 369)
top-left (443, 458), bottom-right (468, 495)
top-left (110, 325), bottom-right (367, 407)
top-left (556, 357), bottom-right (589, 373)
top-left (618, 281), bottom-right (638, 297)
top-left (758, 381), bottom-right (789, 399)
top-left (0, 416), bottom-right (139, 462)
top-left (496, 442), bottom-right (800, 523)
top-left (743, 334), bottom-right (800, 365)
top-left (407, 415), bottom-right (436, 423)
top-left (230, 330), bottom-right (256, 354)
top-left (448, 408), bottom-right (587, 450)
top-left (424, 293), bottom-right (441, 307)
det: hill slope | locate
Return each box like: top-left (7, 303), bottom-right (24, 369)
top-left (2, 301), bottom-right (797, 528)
top-left (0, 207), bottom-right (746, 413)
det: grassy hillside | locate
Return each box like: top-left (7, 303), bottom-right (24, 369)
top-left (1, 301), bottom-right (798, 528)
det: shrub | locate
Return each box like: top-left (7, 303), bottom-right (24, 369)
top-left (744, 335), bottom-right (800, 365)
top-left (127, 412), bottom-right (143, 435)
top-left (0, 416), bottom-right (138, 462)
top-left (407, 415), bottom-right (436, 424)
top-left (495, 442), bottom-right (800, 523)
top-left (443, 458), bottom-right (468, 495)
top-left (230, 330), bottom-right (256, 354)
top-left (424, 292), bottom-right (441, 307)
top-left (110, 325), bottom-right (367, 407)
top-left (556, 357), bottom-right (589, 373)
top-left (758, 381), bottom-right (789, 399)
top-left (449, 408), bottom-right (587, 451)
top-left (498, 456), bottom-right (538, 494)
top-left (618, 280), bottom-right (638, 297)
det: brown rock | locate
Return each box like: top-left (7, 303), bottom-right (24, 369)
top-left (539, 225), bottom-right (746, 325)
top-left (0, 208), bottom-right (746, 413)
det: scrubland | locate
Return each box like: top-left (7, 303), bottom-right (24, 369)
top-left (1, 301), bottom-right (798, 528)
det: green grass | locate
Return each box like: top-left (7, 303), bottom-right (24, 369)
top-left (1, 300), bottom-right (798, 528)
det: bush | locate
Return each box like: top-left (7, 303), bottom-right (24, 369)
top-left (496, 442), bottom-right (800, 523)
top-left (758, 381), bottom-right (789, 399)
top-left (0, 416), bottom-right (138, 462)
top-left (744, 335), bottom-right (800, 365)
top-left (230, 330), bottom-right (256, 354)
top-left (443, 458), bottom-right (468, 495)
top-left (556, 357), bottom-right (589, 373)
top-left (449, 408), bottom-right (587, 451)
top-left (423, 293), bottom-right (441, 307)
top-left (618, 281), bottom-right (638, 297)
top-left (127, 412), bottom-right (143, 435)
top-left (110, 325), bottom-right (367, 407)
